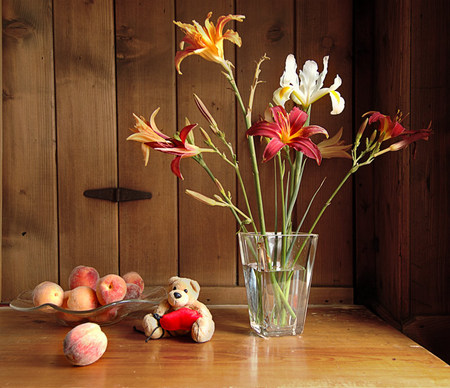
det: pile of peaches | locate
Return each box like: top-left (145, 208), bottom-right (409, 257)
top-left (31, 265), bottom-right (145, 323)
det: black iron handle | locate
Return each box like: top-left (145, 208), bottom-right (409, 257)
top-left (83, 187), bottom-right (152, 202)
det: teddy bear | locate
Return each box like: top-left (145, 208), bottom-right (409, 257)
top-left (142, 276), bottom-right (215, 343)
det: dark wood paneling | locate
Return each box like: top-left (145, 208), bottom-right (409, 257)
top-left (296, 0), bottom-right (354, 287)
top-left (410, 0), bottom-right (450, 317)
top-left (354, 0), bottom-right (449, 363)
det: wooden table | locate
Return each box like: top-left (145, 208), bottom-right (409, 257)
top-left (1, 305), bottom-right (449, 387)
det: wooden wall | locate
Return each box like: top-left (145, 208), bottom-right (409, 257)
top-left (354, 0), bottom-right (450, 363)
top-left (1, 0), bottom-right (448, 361)
top-left (1, 0), bottom-right (354, 303)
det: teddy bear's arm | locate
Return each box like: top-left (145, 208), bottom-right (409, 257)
top-left (155, 300), bottom-right (171, 316)
top-left (190, 300), bottom-right (213, 320)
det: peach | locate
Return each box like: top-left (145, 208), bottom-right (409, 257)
top-left (122, 271), bottom-right (144, 293)
top-left (32, 281), bottom-right (64, 308)
top-left (58, 292), bottom-right (83, 323)
top-left (96, 274), bottom-right (127, 305)
top-left (67, 286), bottom-right (99, 311)
top-left (63, 322), bottom-right (107, 366)
top-left (124, 283), bottom-right (142, 300)
top-left (68, 265), bottom-right (100, 290)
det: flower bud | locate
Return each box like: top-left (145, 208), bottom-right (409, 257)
top-left (193, 93), bottom-right (219, 133)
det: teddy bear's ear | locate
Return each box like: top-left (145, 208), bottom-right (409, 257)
top-left (168, 276), bottom-right (180, 285)
top-left (190, 279), bottom-right (200, 293)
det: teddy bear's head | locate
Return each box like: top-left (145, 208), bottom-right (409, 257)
top-left (166, 276), bottom-right (200, 308)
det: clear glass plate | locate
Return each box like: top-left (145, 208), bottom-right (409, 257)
top-left (9, 286), bottom-right (167, 326)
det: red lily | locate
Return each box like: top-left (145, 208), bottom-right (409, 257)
top-left (366, 111), bottom-right (406, 140)
top-left (128, 108), bottom-right (209, 180)
top-left (152, 124), bottom-right (202, 180)
top-left (246, 106), bottom-right (328, 164)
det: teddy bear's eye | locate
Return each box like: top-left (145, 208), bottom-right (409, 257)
top-left (184, 289), bottom-right (188, 293)
top-left (173, 286), bottom-right (177, 290)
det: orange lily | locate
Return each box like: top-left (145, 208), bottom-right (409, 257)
top-left (317, 127), bottom-right (352, 159)
top-left (174, 12), bottom-right (245, 74)
top-left (128, 108), bottom-right (214, 179)
top-left (127, 108), bottom-right (172, 166)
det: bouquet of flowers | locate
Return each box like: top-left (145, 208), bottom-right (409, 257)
top-left (127, 12), bottom-right (431, 336)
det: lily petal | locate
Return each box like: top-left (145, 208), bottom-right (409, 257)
top-left (263, 138), bottom-right (286, 162)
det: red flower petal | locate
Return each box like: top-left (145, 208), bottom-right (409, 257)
top-left (262, 138), bottom-right (286, 162)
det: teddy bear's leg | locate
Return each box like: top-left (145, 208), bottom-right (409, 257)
top-left (142, 313), bottom-right (165, 340)
top-left (191, 317), bottom-right (215, 343)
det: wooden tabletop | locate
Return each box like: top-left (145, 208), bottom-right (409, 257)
top-left (0, 305), bottom-right (449, 387)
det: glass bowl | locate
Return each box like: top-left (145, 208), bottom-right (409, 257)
top-left (9, 286), bottom-right (167, 326)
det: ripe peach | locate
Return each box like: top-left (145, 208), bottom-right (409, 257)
top-left (96, 274), bottom-right (127, 305)
top-left (124, 283), bottom-right (142, 300)
top-left (63, 322), bottom-right (107, 366)
top-left (32, 281), bottom-right (64, 308)
top-left (67, 286), bottom-right (99, 311)
top-left (57, 291), bottom-right (83, 323)
top-left (68, 265), bottom-right (100, 290)
top-left (122, 271), bottom-right (144, 293)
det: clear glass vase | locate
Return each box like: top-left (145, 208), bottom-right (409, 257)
top-left (238, 232), bottom-right (318, 337)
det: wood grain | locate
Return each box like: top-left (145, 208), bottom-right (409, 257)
top-left (295, 0), bottom-right (353, 287)
top-left (371, 0), bottom-right (412, 324)
top-left (0, 0), bottom-right (3, 302)
top-left (200, 286), bottom-right (353, 305)
top-left (235, 0), bottom-right (295, 285)
top-left (1, 306), bottom-right (449, 387)
top-left (175, 1), bottom-right (237, 286)
top-left (2, 0), bottom-right (58, 300)
top-left (53, 0), bottom-right (119, 288)
top-left (115, 0), bottom-right (178, 284)
top-left (410, 0), bottom-right (450, 317)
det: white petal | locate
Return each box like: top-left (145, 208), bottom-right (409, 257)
top-left (299, 60), bottom-right (320, 106)
top-left (330, 74), bottom-right (342, 90)
top-left (273, 86), bottom-right (293, 107)
top-left (329, 90), bottom-right (345, 115)
top-left (316, 56), bottom-right (329, 91)
top-left (279, 54), bottom-right (299, 87)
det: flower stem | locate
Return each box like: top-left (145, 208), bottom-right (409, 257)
top-left (193, 156), bottom-right (247, 230)
top-left (223, 64), bottom-right (267, 235)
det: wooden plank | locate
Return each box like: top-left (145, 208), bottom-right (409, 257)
top-left (410, 0), bottom-right (450, 316)
top-left (175, 1), bottom-right (237, 286)
top-left (115, 1), bottom-right (178, 284)
top-left (235, 0), bottom-right (295, 285)
top-left (0, 0), bottom-right (3, 302)
top-left (200, 286), bottom-right (353, 305)
top-left (53, 0), bottom-right (118, 289)
top-left (295, 0), bottom-right (353, 287)
top-left (353, 1), bottom-right (377, 306)
top-left (1, 306), bottom-right (450, 386)
top-left (371, 0), bottom-right (411, 323)
top-left (1, 0), bottom-right (58, 301)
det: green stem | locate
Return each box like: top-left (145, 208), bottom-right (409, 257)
top-left (194, 156), bottom-right (246, 229)
top-left (306, 166), bottom-right (356, 235)
top-left (223, 65), bottom-right (267, 235)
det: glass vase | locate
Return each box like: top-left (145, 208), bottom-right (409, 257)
top-left (238, 232), bottom-right (318, 337)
